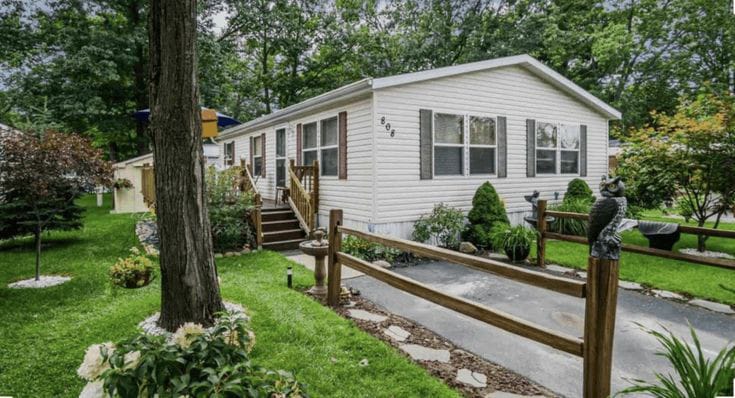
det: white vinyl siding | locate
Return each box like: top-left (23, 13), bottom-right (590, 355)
top-left (373, 64), bottom-right (609, 226)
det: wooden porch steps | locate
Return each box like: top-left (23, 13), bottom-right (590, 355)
top-left (261, 208), bottom-right (305, 251)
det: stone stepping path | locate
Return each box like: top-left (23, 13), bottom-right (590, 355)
top-left (689, 299), bottom-right (735, 315)
top-left (347, 309), bottom-right (387, 322)
top-left (456, 368), bottom-right (487, 388)
top-left (399, 344), bottom-right (450, 363)
top-left (485, 392), bottom-right (545, 398)
top-left (383, 325), bottom-right (410, 342)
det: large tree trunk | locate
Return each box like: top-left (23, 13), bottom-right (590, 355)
top-left (148, 0), bottom-right (223, 331)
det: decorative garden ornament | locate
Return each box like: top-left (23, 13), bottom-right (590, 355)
top-left (588, 176), bottom-right (627, 260)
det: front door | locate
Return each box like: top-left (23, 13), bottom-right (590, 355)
top-left (275, 128), bottom-right (287, 187)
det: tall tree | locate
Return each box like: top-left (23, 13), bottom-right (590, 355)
top-left (149, 0), bottom-right (224, 331)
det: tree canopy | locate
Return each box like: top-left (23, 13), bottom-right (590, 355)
top-left (1, 0), bottom-right (733, 160)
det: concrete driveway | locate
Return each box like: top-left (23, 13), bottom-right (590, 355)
top-left (347, 260), bottom-right (735, 397)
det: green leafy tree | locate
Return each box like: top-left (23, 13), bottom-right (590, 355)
top-left (619, 91), bottom-right (735, 251)
top-left (463, 182), bottom-right (509, 249)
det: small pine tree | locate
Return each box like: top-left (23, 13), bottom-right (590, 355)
top-left (564, 178), bottom-right (595, 203)
top-left (463, 182), bottom-right (509, 249)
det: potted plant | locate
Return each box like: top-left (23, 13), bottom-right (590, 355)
top-left (109, 247), bottom-right (155, 288)
top-left (489, 223), bottom-right (537, 262)
top-left (112, 178), bottom-right (134, 190)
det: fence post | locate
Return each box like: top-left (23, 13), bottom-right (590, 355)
top-left (327, 209), bottom-right (343, 307)
top-left (536, 199), bottom-right (547, 268)
top-left (583, 256), bottom-right (619, 398)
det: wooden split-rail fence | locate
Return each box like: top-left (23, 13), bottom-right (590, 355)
top-left (535, 199), bottom-right (735, 271)
top-left (326, 209), bottom-right (619, 398)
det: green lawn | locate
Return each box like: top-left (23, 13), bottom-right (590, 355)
top-left (0, 195), bottom-right (459, 398)
top-left (540, 209), bottom-right (735, 305)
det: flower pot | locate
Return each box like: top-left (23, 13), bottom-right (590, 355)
top-left (505, 245), bottom-right (530, 263)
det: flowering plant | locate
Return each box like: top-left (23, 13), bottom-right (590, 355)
top-left (77, 313), bottom-right (306, 397)
top-left (112, 178), bottom-right (133, 190)
top-left (108, 247), bottom-right (154, 288)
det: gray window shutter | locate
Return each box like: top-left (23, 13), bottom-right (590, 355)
top-left (580, 125), bottom-right (587, 177)
top-left (497, 116), bottom-right (507, 178)
top-left (526, 119), bottom-right (536, 177)
top-left (261, 132), bottom-right (266, 177)
top-left (249, 137), bottom-right (253, 170)
top-left (420, 109), bottom-right (433, 180)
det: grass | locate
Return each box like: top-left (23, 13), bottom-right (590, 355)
top-left (539, 208), bottom-right (735, 306)
top-left (0, 195), bottom-right (459, 398)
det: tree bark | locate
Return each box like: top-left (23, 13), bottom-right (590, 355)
top-left (148, 0), bottom-right (223, 331)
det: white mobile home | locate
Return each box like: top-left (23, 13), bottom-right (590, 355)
top-left (218, 54), bottom-right (620, 247)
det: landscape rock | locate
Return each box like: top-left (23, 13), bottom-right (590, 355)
top-left (373, 260), bottom-right (392, 269)
top-left (652, 289), bottom-right (686, 301)
top-left (689, 299), bottom-right (735, 315)
top-left (545, 264), bottom-right (571, 273)
top-left (224, 252), bottom-right (236, 257)
top-left (358, 358), bottom-right (369, 367)
top-left (214, 253), bottom-right (224, 258)
top-left (398, 344), bottom-right (450, 363)
top-left (139, 301), bottom-right (248, 337)
top-left (619, 281), bottom-right (643, 291)
top-left (347, 309), bottom-right (387, 322)
top-left (576, 271), bottom-right (587, 279)
top-left (8, 275), bottom-right (71, 289)
top-left (456, 368), bottom-right (487, 388)
top-left (459, 242), bottom-right (478, 254)
top-left (383, 325), bottom-right (411, 342)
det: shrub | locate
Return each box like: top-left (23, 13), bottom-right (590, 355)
top-left (342, 235), bottom-right (400, 263)
top-left (413, 203), bottom-right (465, 249)
top-left (78, 313), bottom-right (308, 397)
top-left (463, 182), bottom-right (509, 249)
top-left (206, 166), bottom-right (255, 252)
top-left (564, 178), bottom-right (595, 204)
top-left (109, 247), bottom-right (155, 288)
top-left (548, 198), bottom-right (591, 236)
top-left (617, 325), bottom-right (734, 397)
top-left (488, 224), bottom-right (537, 262)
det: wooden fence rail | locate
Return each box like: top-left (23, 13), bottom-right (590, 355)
top-left (538, 201), bottom-right (735, 271)
top-left (288, 159), bottom-right (319, 233)
top-left (327, 209), bottom-right (618, 397)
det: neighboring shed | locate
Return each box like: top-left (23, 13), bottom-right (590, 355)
top-left (218, 54), bottom-right (621, 240)
top-left (112, 153), bottom-right (154, 214)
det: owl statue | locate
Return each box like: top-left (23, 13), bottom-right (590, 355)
top-left (588, 176), bottom-right (627, 260)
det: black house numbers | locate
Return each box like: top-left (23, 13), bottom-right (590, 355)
top-left (380, 116), bottom-right (396, 137)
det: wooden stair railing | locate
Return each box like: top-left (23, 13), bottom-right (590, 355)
top-left (287, 159), bottom-right (319, 234)
top-left (239, 160), bottom-right (263, 249)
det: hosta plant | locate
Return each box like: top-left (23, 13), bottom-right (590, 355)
top-left (78, 313), bottom-right (307, 398)
top-left (342, 234), bottom-right (401, 263)
top-left (617, 325), bottom-right (734, 398)
top-left (108, 247), bottom-right (155, 288)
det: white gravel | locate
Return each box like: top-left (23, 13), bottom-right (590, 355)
top-left (8, 275), bottom-right (71, 289)
top-left (679, 248), bottom-right (734, 259)
top-left (138, 301), bottom-right (249, 337)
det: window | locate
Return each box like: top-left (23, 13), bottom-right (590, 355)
top-left (223, 142), bottom-right (236, 167)
top-left (253, 135), bottom-right (262, 176)
top-left (469, 116), bottom-right (496, 175)
top-left (320, 117), bottom-right (338, 176)
top-left (535, 122), bottom-right (579, 174)
top-left (302, 122), bottom-right (317, 167)
top-left (559, 124), bottom-right (580, 174)
top-left (276, 128), bottom-right (286, 187)
top-left (434, 113), bottom-right (464, 176)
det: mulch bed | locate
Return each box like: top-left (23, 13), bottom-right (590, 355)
top-left (305, 290), bottom-right (557, 398)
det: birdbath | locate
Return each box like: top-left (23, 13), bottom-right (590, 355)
top-left (299, 229), bottom-right (329, 297)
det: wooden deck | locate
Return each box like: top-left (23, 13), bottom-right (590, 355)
top-left (261, 198), bottom-right (290, 209)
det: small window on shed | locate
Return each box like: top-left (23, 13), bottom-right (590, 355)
top-left (434, 113), bottom-right (464, 176)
